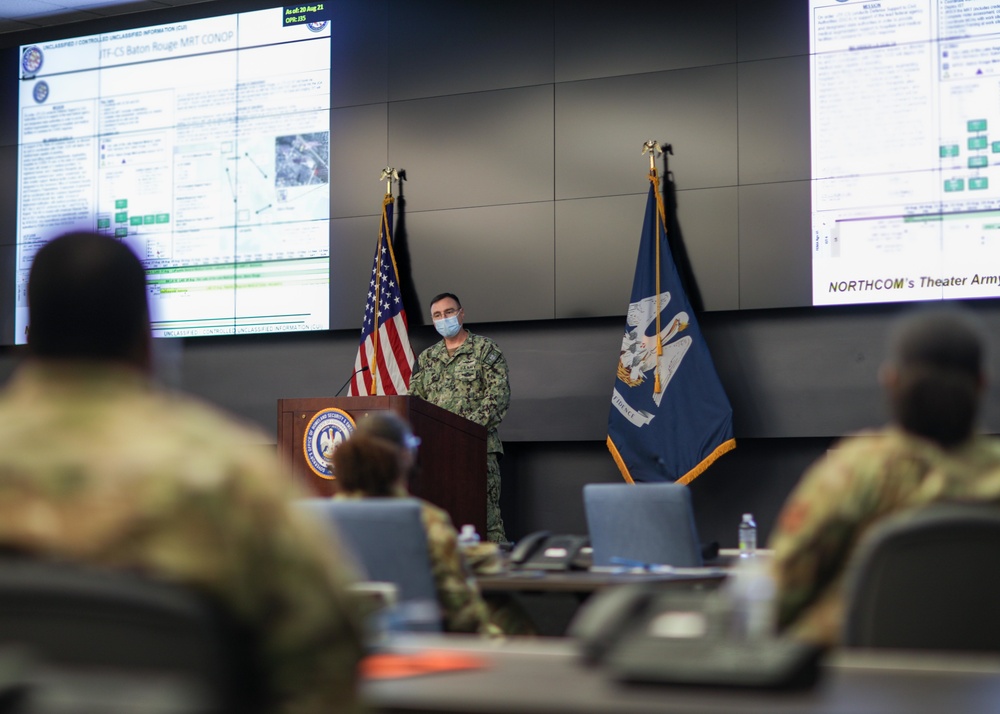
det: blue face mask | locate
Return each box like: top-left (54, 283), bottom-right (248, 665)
top-left (434, 314), bottom-right (461, 338)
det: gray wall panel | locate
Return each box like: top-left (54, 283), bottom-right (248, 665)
top-left (330, 104), bottom-right (388, 220)
top-left (554, 1), bottom-right (737, 82)
top-left (176, 332), bottom-right (362, 432)
top-left (504, 437), bottom-right (830, 546)
top-left (390, 86), bottom-right (554, 212)
top-left (330, 0), bottom-right (388, 108)
top-left (738, 181), bottom-right (812, 309)
top-left (672, 187), bottom-right (740, 312)
top-left (404, 202), bottom-right (555, 323)
top-left (329, 214), bottom-right (390, 331)
top-left (737, 0), bottom-right (809, 62)
top-left (7, 307), bottom-right (1000, 445)
top-left (554, 194), bottom-right (645, 319)
top-left (555, 65), bottom-right (738, 200)
top-left (505, 442), bottom-right (622, 537)
top-left (495, 319), bottom-right (621, 442)
top-left (738, 56), bottom-right (810, 185)
top-left (707, 309), bottom-right (890, 439)
top-left (554, 187), bottom-right (739, 318)
top-left (388, 0), bottom-right (553, 101)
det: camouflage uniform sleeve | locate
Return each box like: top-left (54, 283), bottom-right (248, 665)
top-left (767, 443), bottom-right (875, 640)
top-left (420, 502), bottom-right (502, 637)
top-left (174, 462), bottom-right (367, 714)
top-left (407, 350), bottom-right (427, 400)
top-left (465, 341), bottom-right (510, 431)
top-left (768, 432), bottom-right (939, 644)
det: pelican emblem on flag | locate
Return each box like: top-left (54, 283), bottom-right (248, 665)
top-left (617, 291), bottom-right (692, 408)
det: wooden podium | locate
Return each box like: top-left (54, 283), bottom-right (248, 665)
top-left (276, 396), bottom-right (487, 536)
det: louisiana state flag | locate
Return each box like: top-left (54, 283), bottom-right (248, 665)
top-left (607, 170), bottom-right (735, 484)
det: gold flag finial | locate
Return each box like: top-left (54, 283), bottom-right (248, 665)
top-left (642, 140), bottom-right (662, 171)
top-left (380, 166), bottom-right (399, 196)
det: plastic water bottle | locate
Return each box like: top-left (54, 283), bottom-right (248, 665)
top-left (457, 524), bottom-right (480, 550)
top-left (738, 513), bottom-right (757, 558)
top-left (726, 555), bottom-right (775, 640)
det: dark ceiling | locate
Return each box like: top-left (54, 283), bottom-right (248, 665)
top-left (0, 0), bottom-right (211, 35)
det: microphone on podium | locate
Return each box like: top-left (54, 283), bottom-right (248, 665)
top-left (335, 366), bottom-right (369, 397)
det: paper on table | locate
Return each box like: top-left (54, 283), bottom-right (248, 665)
top-left (361, 650), bottom-right (490, 680)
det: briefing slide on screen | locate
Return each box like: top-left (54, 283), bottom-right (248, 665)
top-left (14, 5), bottom-right (332, 341)
top-left (811, 0), bottom-right (1000, 305)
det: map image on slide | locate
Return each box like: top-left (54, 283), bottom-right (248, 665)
top-left (275, 132), bottom-right (330, 187)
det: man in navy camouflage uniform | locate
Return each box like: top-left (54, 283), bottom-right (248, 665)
top-left (409, 293), bottom-right (510, 543)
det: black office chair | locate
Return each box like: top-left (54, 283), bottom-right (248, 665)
top-left (0, 556), bottom-right (263, 714)
top-left (843, 502), bottom-right (1000, 652)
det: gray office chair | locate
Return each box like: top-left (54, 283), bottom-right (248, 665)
top-left (583, 483), bottom-right (703, 568)
top-left (0, 555), bottom-right (262, 714)
top-left (843, 502), bottom-right (1000, 651)
top-left (297, 498), bottom-right (442, 632)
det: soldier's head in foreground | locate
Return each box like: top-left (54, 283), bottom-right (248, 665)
top-left (28, 231), bottom-right (151, 372)
top-left (880, 307), bottom-right (986, 448)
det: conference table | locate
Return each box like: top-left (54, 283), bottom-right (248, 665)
top-left (362, 635), bottom-right (1000, 714)
top-left (475, 565), bottom-right (729, 636)
top-left (475, 565), bottom-right (728, 594)
top-left (475, 547), bottom-right (764, 596)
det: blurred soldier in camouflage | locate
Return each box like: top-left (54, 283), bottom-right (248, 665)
top-left (0, 232), bottom-right (364, 714)
top-left (769, 307), bottom-right (1000, 646)
top-left (333, 412), bottom-right (502, 636)
top-left (409, 293), bottom-right (510, 543)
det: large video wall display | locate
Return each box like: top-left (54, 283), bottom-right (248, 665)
top-left (811, 0), bottom-right (1000, 305)
top-left (12, 3), bottom-right (332, 342)
top-left (12, 0), bottom-right (994, 350)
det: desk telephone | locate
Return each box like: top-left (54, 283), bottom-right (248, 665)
top-left (508, 531), bottom-right (590, 571)
top-left (569, 584), bottom-right (824, 690)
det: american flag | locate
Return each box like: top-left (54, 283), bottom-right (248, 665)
top-left (347, 195), bottom-right (414, 396)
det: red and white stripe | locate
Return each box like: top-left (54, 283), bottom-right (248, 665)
top-left (348, 311), bottom-right (414, 395)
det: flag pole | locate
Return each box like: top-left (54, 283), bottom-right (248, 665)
top-left (642, 140), bottom-right (665, 393)
top-left (369, 167), bottom-right (399, 395)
